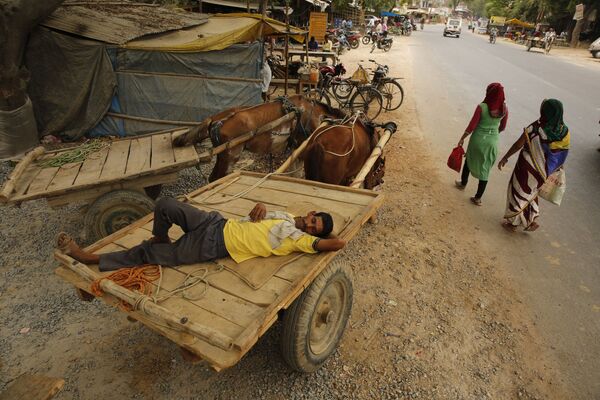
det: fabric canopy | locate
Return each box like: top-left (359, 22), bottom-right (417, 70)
top-left (505, 18), bottom-right (534, 29)
top-left (124, 13), bottom-right (306, 52)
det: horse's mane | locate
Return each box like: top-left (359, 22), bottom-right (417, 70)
top-left (314, 101), bottom-right (347, 119)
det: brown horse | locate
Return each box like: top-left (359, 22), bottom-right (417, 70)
top-left (175, 95), bottom-right (347, 182)
top-left (303, 118), bottom-right (396, 188)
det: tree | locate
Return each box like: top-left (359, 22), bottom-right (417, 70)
top-left (0, 0), bottom-right (65, 111)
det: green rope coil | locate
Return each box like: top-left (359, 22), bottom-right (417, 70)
top-left (38, 140), bottom-right (109, 168)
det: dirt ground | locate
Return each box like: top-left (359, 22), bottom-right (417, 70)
top-left (0, 40), bottom-right (569, 399)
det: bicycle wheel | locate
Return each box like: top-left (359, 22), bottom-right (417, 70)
top-left (377, 80), bottom-right (404, 111)
top-left (349, 87), bottom-right (382, 121)
top-left (331, 79), bottom-right (352, 100)
top-left (304, 89), bottom-right (331, 106)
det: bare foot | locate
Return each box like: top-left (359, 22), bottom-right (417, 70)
top-left (501, 221), bottom-right (517, 232)
top-left (56, 232), bottom-right (100, 264)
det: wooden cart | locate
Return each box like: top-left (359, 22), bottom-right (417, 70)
top-left (0, 129), bottom-right (198, 241)
top-left (0, 113), bottom-right (297, 242)
top-left (54, 171), bottom-right (383, 372)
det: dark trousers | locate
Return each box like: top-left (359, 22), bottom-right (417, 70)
top-left (461, 160), bottom-right (488, 199)
top-left (99, 197), bottom-right (228, 271)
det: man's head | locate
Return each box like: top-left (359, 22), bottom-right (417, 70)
top-left (295, 211), bottom-right (334, 237)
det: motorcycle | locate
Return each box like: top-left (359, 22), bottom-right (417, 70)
top-left (400, 21), bottom-right (413, 36)
top-left (346, 31), bottom-right (362, 49)
top-left (489, 31), bottom-right (497, 44)
top-left (332, 31), bottom-right (352, 55)
top-left (370, 33), bottom-right (393, 53)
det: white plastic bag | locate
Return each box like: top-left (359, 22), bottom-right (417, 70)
top-left (539, 168), bottom-right (566, 206)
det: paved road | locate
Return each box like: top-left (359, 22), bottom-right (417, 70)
top-left (408, 25), bottom-right (600, 398)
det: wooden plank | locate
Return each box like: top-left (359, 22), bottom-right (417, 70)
top-left (12, 165), bottom-right (43, 197)
top-left (0, 374), bottom-right (64, 400)
top-left (125, 136), bottom-right (152, 175)
top-left (54, 265), bottom-right (243, 370)
top-left (26, 167), bottom-right (60, 195)
top-left (188, 194), bottom-right (285, 217)
top-left (99, 140), bottom-right (131, 180)
top-left (44, 173), bottom-right (178, 208)
top-left (173, 144), bottom-right (198, 164)
top-left (150, 133), bottom-right (175, 170)
top-left (46, 162), bottom-right (83, 192)
top-left (73, 145), bottom-right (110, 186)
top-left (234, 174), bottom-right (374, 206)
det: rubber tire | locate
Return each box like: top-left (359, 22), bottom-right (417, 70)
top-left (443, 33), bottom-right (447, 37)
top-left (361, 36), bottom-right (370, 45)
top-left (350, 39), bottom-right (359, 49)
top-left (144, 184), bottom-right (162, 200)
top-left (593, 51), bottom-right (600, 59)
top-left (526, 41), bottom-right (532, 51)
top-left (304, 89), bottom-right (331, 106)
top-left (377, 79), bottom-right (404, 111)
top-left (331, 79), bottom-right (353, 100)
top-left (85, 189), bottom-right (155, 242)
top-left (280, 261), bottom-right (353, 372)
top-left (383, 42), bottom-right (392, 52)
top-left (349, 87), bottom-right (383, 121)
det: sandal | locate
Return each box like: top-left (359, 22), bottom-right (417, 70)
top-left (56, 232), bottom-right (74, 253)
top-left (455, 180), bottom-right (466, 190)
top-left (470, 197), bottom-right (482, 206)
top-left (524, 221), bottom-right (540, 232)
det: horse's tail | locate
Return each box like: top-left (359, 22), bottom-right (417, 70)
top-left (304, 141), bottom-right (325, 181)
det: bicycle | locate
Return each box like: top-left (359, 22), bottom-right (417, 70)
top-left (305, 65), bottom-right (383, 121)
top-left (366, 59), bottom-right (404, 111)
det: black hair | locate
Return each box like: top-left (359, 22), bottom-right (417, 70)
top-left (315, 212), bottom-right (334, 237)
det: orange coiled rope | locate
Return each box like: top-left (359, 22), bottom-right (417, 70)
top-left (91, 265), bottom-right (161, 311)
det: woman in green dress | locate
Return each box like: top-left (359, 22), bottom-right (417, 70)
top-left (455, 83), bottom-right (508, 205)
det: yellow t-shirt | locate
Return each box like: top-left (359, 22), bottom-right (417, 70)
top-left (223, 218), bottom-right (318, 263)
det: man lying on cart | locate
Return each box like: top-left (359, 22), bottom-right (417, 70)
top-left (59, 197), bottom-right (346, 270)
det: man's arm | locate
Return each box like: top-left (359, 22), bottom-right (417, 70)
top-left (249, 202), bottom-right (267, 221)
top-left (314, 238), bottom-right (346, 251)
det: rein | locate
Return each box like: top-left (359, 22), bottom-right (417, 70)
top-left (312, 113), bottom-right (361, 157)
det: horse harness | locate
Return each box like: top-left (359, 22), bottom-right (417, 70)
top-left (209, 97), bottom-right (305, 147)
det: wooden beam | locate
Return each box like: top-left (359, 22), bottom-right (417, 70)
top-left (0, 146), bottom-right (45, 202)
top-left (0, 374), bottom-right (64, 400)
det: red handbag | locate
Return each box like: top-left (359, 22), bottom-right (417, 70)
top-left (447, 146), bottom-right (464, 172)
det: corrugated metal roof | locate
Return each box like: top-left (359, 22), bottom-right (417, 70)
top-left (42, 2), bottom-right (209, 45)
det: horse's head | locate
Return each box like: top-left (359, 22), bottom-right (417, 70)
top-left (285, 95), bottom-right (347, 147)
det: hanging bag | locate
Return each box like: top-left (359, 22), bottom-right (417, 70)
top-left (447, 146), bottom-right (464, 173)
top-left (539, 168), bottom-right (566, 206)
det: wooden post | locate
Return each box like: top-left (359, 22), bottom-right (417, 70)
top-left (54, 251), bottom-right (235, 351)
top-left (350, 125), bottom-right (396, 188)
top-left (0, 146), bottom-right (45, 202)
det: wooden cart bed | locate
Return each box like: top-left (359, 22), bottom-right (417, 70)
top-left (0, 129), bottom-right (197, 206)
top-left (54, 171), bottom-right (384, 371)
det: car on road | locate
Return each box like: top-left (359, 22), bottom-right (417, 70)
top-left (590, 36), bottom-right (600, 58)
top-left (444, 18), bottom-right (462, 38)
top-left (365, 15), bottom-right (380, 26)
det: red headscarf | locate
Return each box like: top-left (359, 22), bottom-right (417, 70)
top-left (483, 82), bottom-right (506, 118)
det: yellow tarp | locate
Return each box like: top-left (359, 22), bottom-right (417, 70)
top-left (505, 18), bottom-right (534, 29)
top-left (123, 13), bottom-right (305, 52)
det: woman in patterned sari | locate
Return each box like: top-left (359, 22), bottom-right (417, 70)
top-left (498, 99), bottom-right (570, 232)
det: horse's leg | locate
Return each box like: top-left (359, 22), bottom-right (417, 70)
top-left (209, 150), bottom-right (230, 182)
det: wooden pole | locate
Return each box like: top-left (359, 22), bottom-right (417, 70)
top-left (54, 251), bottom-right (235, 351)
top-left (197, 112), bottom-right (297, 162)
top-left (106, 112), bottom-right (204, 126)
top-left (275, 121), bottom-right (328, 173)
top-left (350, 125), bottom-right (395, 188)
top-left (0, 146), bottom-right (45, 202)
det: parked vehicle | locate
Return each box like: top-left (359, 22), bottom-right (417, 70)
top-left (346, 31), bottom-right (362, 49)
top-left (362, 30), bottom-right (378, 44)
top-left (443, 18), bottom-right (462, 38)
top-left (368, 60), bottom-right (404, 111)
top-left (370, 33), bottom-right (393, 53)
top-left (590, 37), bottom-right (600, 58)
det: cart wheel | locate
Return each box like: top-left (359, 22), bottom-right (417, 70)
top-left (281, 261), bottom-right (353, 372)
top-left (85, 190), bottom-right (155, 242)
top-left (144, 184), bottom-right (163, 200)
